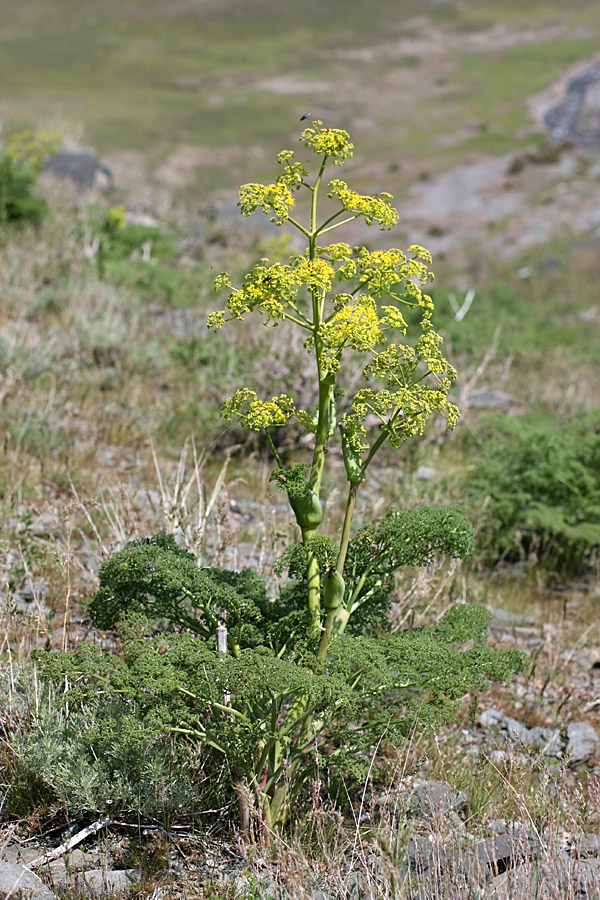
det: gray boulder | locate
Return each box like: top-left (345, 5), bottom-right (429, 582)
top-left (57, 868), bottom-right (140, 898)
top-left (408, 778), bottom-right (469, 819)
top-left (0, 861), bottom-right (58, 899)
top-left (566, 721), bottom-right (600, 766)
top-left (43, 152), bottom-right (113, 191)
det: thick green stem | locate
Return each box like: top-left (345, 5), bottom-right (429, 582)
top-left (303, 528), bottom-right (321, 637)
top-left (316, 481), bottom-right (359, 660)
top-left (309, 373), bottom-right (334, 494)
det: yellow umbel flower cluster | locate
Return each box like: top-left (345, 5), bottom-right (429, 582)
top-left (300, 120), bottom-right (354, 163)
top-left (321, 296), bottom-right (383, 353)
top-left (238, 181), bottom-right (295, 225)
top-left (342, 384), bottom-right (459, 453)
top-left (327, 180), bottom-right (399, 230)
top-left (207, 120), bottom-right (460, 469)
top-left (221, 389), bottom-right (299, 431)
top-left (293, 257), bottom-right (336, 295)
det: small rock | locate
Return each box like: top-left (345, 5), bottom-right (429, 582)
top-left (489, 749), bottom-right (511, 765)
top-left (97, 449), bottom-right (118, 468)
top-left (415, 465), bottom-right (438, 481)
top-left (408, 779), bottom-right (469, 819)
top-left (64, 868), bottom-right (140, 898)
top-left (43, 152), bottom-right (113, 191)
top-left (21, 582), bottom-right (48, 602)
top-left (474, 829), bottom-right (534, 878)
top-left (131, 489), bottom-right (161, 512)
top-left (504, 716), bottom-right (530, 745)
top-left (468, 389), bottom-right (516, 410)
top-left (0, 861), bottom-right (58, 899)
top-left (479, 708), bottom-right (506, 729)
top-left (527, 726), bottom-right (563, 758)
top-left (564, 649), bottom-right (600, 671)
top-left (488, 857), bottom-right (600, 900)
top-left (577, 833), bottom-right (600, 857)
top-left (489, 607), bottom-right (537, 628)
top-left (566, 722), bottom-right (600, 766)
top-left (30, 513), bottom-right (56, 538)
top-left (6, 592), bottom-right (51, 618)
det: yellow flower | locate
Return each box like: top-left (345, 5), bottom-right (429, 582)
top-left (221, 389), bottom-right (298, 431)
top-left (321, 296), bottom-right (383, 352)
top-left (238, 181), bottom-right (295, 225)
top-left (327, 180), bottom-right (398, 230)
top-left (294, 257), bottom-right (336, 294)
top-left (300, 121), bottom-right (354, 164)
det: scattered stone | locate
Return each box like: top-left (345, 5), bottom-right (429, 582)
top-left (21, 582), bottom-right (48, 602)
top-left (43, 152), bottom-right (114, 191)
top-left (577, 833), bottom-right (600, 857)
top-left (473, 829), bottom-right (535, 878)
top-left (408, 779), bottom-right (469, 819)
top-left (414, 465), bottom-right (438, 481)
top-left (479, 709), bottom-right (565, 759)
top-left (527, 726), bottom-right (564, 758)
top-left (479, 708), bottom-right (506, 730)
top-left (468, 389), bottom-right (517, 410)
top-left (544, 61), bottom-right (600, 150)
top-left (566, 722), bottom-right (600, 766)
top-left (487, 856), bottom-right (600, 900)
top-left (503, 715), bottom-right (530, 745)
top-left (0, 861), bottom-right (58, 899)
top-left (3, 591), bottom-right (51, 618)
top-left (30, 513), bottom-right (57, 538)
top-left (131, 489), bottom-right (162, 512)
top-left (53, 868), bottom-right (140, 899)
top-left (489, 608), bottom-right (537, 629)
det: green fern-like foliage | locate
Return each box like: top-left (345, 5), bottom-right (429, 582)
top-left (0, 158), bottom-right (48, 227)
top-left (466, 412), bottom-right (600, 572)
top-left (89, 533), bottom-right (263, 655)
top-left (0, 131), bottom-right (60, 228)
top-left (46, 514), bottom-right (523, 827)
top-left (38, 605), bottom-right (523, 816)
top-left (88, 532), bottom-right (313, 656)
top-left (2, 664), bottom-right (221, 820)
top-left (277, 506), bottom-right (474, 634)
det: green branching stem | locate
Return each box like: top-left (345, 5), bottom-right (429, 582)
top-left (287, 216), bottom-right (310, 238)
top-left (316, 215), bottom-right (360, 236)
top-left (301, 153), bottom-right (333, 635)
top-left (265, 429), bottom-right (284, 470)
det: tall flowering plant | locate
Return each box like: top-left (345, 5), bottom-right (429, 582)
top-left (208, 121), bottom-right (459, 660)
top-left (43, 123), bottom-right (522, 836)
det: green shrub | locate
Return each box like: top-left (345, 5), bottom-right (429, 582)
top-left (0, 131), bottom-right (60, 228)
top-left (38, 512), bottom-right (521, 832)
top-left (89, 204), bottom-right (204, 305)
top-left (465, 411), bottom-right (600, 572)
top-left (1, 665), bottom-right (218, 820)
